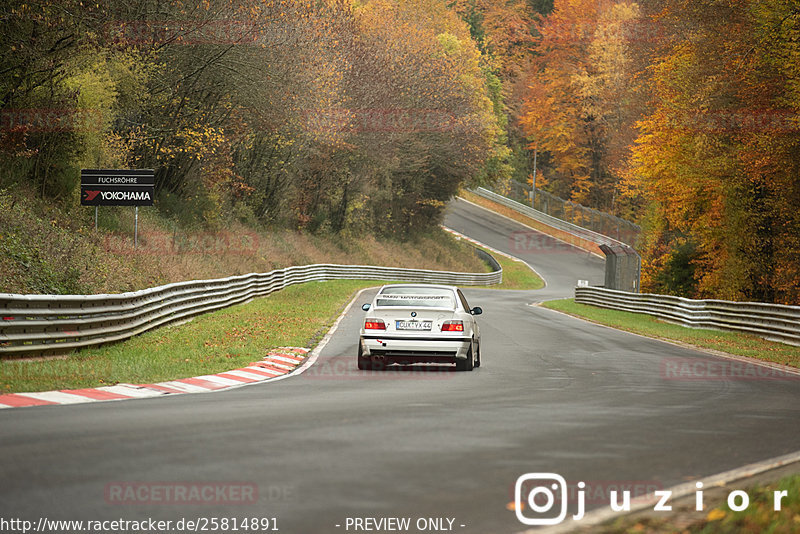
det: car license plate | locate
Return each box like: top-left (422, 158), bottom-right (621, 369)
top-left (396, 320), bottom-right (432, 331)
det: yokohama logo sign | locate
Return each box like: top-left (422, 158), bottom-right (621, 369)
top-left (84, 190), bottom-right (152, 202)
top-left (80, 169), bottom-right (155, 206)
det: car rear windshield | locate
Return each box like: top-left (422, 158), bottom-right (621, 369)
top-left (376, 287), bottom-right (455, 308)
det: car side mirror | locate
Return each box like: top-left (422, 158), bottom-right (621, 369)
top-left (470, 306), bottom-right (482, 316)
top-left (362, 303), bottom-right (371, 311)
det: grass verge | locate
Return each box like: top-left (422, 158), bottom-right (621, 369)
top-left (0, 239), bottom-right (521, 394)
top-left (542, 298), bottom-right (800, 368)
top-left (0, 249), bottom-right (517, 395)
top-left (601, 473), bottom-right (800, 533)
top-left (0, 280), bottom-right (380, 394)
top-left (691, 474), bottom-right (800, 534)
top-left (0, 186), bottom-right (487, 295)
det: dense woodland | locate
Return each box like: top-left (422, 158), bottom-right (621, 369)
top-left (1, 0), bottom-right (798, 303)
top-left (1, 0), bottom-right (509, 233)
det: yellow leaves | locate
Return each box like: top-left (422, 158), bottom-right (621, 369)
top-left (435, 33), bottom-right (462, 56)
top-left (706, 508), bottom-right (726, 521)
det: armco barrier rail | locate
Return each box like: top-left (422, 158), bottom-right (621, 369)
top-left (471, 187), bottom-right (620, 248)
top-left (0, 263), bottom-right (501, 358)
top-left (575, 286), bottom-right (800, 346)
top-left (470, 187), bottom-right (641, 292)
top-left (498, 179), bottom-right (641, 247)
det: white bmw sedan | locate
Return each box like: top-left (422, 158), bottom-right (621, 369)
top-left (358, 284), bottom-right (482, 371)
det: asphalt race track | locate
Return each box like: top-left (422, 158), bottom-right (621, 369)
top-left (1, 198), bottom-right (798, 533)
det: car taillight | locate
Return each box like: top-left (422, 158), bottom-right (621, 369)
top-left (364, 318), bottom-right (386, 330)
top-left (441, 320), bottom-right (464, 332)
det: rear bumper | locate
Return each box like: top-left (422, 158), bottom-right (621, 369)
top-left (360, 335), bottom-right (472, 361)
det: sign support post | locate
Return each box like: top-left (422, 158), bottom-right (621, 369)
top-left (531, 147), bottom-right (538, 209)
top-left (135, 206), bottom-right (139, 248)
top-left (94, 206), bottom-right (98, 231)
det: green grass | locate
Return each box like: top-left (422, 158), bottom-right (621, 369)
top-left (542, 298), bottom-right (800, 368)
top-left (0, 243), bottom-right (528, 394)
top-left (474, 246), bottom-right (545, 290)
top-left (0, 280), bottom-right (379, 394)
top-left (602, 474), bottom-right (800, 533)
top-left (694, 474), bottom-right (800, 534)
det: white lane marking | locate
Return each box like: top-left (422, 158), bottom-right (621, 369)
top-left (160, 287), bottom-right (371, 392)
top-left (442, 225), bottom-right (547, 288)
top-left (99, 385), bottom-right (165, 398)
top-left (522, 448), bottom-right (800, 534)
top-left (244, 366), bottom-right (282, 376)
top-left (277, 287), bottom-right (373, 381)
top-left (15, 391), bottom-right (91, 404)
top-left (195, 375), bottom-right (245, 386)
top-left (268, 355), bottom-right (303, 365)
top-left (442, 225), bottom-right (519, 261)
top-left (261, 359), bottom-right (294, 370)
top-left (5, 286), bottom-right (400, 408)
top-left (224, 369), bottom-right (269, 381)
top-left (156, 381), bottom-right (213, 393)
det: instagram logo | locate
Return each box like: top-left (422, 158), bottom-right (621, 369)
top-left (514, 473), bottom-right (577, 525)
top-left (513, 472), bottom-right (788, 526)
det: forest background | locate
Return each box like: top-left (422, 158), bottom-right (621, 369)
top-left (1, 0), bottom-right (797, 303)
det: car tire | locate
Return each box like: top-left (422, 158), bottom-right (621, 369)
top-left (475, 342), bottom-right (481, 368)
top-left (357, 343), bottom-right (371, 371)
top-left (456, 346), bottom-right (474, 372)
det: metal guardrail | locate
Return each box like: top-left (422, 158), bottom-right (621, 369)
top-left (476, 187), bottom-right (797, 346)
top-left (575, 286), bottom-right (800, 346)
top-left (469, 187), bottom-right (641, 292)
top-left (499, 179), bottom-right (641, 247)
top-left (471, 187), bottom-right (622, 247)
top-left (0, 263), bottom-right (502, 357)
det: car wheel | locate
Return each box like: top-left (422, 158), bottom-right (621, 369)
top-left (357, 343), bottom-right (371, 371)
top-left (456, 346), bottom-right (474, 372)
top-left (475, 342), bottom-right (481, 368)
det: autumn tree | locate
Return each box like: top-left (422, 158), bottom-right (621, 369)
top-left (520, 0), bottom-right (642, 207)
top-left (1, 0), bottom-right (508, 238)
top-left (625, 0), bottom-right (800, 303)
